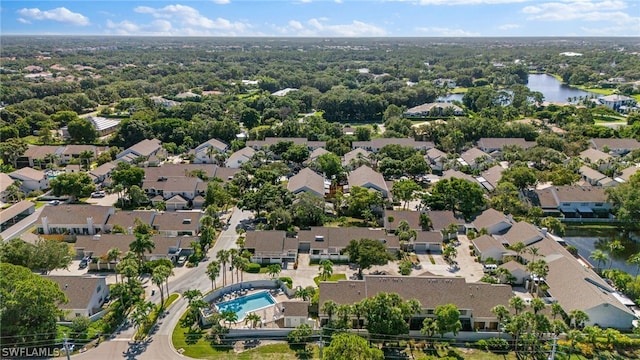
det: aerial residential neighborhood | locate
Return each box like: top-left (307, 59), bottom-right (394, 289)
top-left (2, 21), bottom-right (640, 360)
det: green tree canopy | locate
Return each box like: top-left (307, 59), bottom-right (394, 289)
top-left (50, 172), bottom-right (96, 200)
top-left (606, 173), bottom-right (640, 230)
top-left (0, 263), bottom-right (67, 347)
top-left (424, 177), bottom-right (485, 220)
top-left (323, 333), bottom-right (384, 360)
top-left (67, 117), bottom-right (98, 143)
top-left (344, 238), bottom-right (392, 278)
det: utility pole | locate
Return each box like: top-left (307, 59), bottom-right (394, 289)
top-left (62, 333), bottom-right (71, 360)
top-left (318, 334), bottom-right (324, 359)
top-left (548, 335), bottom-right (557, 360)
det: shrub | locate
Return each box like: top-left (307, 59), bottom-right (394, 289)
top-left (28, 190), bottom-right (44, 198)
top-left (246, 263), bottom-right (261, 273)
top-left (399, 260), bottom-right (412, 275)
top-left (279, 276), bottom-right (293, 288)
top-left (566, 245), bottom-right (578, 256)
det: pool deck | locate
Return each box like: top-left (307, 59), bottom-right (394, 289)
top-left (208, 289), bottom-right (293, 329)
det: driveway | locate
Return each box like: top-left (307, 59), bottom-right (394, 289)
top-left (85, 193), bottom-right (119, 206)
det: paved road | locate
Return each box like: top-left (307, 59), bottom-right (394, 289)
top-left (72, 207), bottom-right (251, 360)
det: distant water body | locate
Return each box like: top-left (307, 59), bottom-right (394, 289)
top-left (437, 74), bottom-right (597, 104)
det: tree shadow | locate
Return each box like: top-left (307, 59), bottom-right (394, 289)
top-left (122, 338), bottom-right (152, 360)
top-left (184, 328), bottom-right (204, 345)
top-left (295, 345), bottom-right (314, 360)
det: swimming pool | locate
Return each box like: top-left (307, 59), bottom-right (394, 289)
top-left (215, 291), bottom-right (276, 321)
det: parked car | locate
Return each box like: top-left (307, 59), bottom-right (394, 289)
top-left (79, 256), bottom-right (91, 269)
top-left (91, 191), bottom-right (106, 198)
top-left (48, 200), bottom-right (60, 206)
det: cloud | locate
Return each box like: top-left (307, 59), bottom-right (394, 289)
top-left (415, 0), bottom-right (528, 4)
top-left (522, 0), bottom-right (638, 24)
top-left (274, 18), bottom-right (386, 36)
top-left (415, 26), bottom-right (479, 36)
top-left (498, 23), bottom-right (520, 30)
top-left (16, 7), bottom-right (89, 26)
top-left (133, 4), bottom-right (249, 33)
top-left (17, 18), bottom-right (31, 24)
top-left (212, 0), bottom-right (231, 4)
top-left (106, 19), bottom-right (174, 36)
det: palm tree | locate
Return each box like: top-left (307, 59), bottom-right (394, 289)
top-left (318, 260), bottom-right (334, 281)
top-left (79, 150), bottom-right (94, 171)
top-left (626, 252), bottom-right (640, 277)
top-left (589, 249), bottom-right (608, 273)
top-left (206, 261), bottom-right (221, 290)
top-left (509, 296), bottom-right (525, 315)
top-left (352, 302), bottom-right (365, 330)
top-left (295, 286), bottom-right (315, 302)
top-left (106, 247), bottom-right (122, 272)
top-left (131, 300), bottom-right (155, 337)
top-left (151, 268), bottom-right (167, 306)
top-left (154, 264), bottom-right (172, 304)
top-left (129, 233), bottom-right (155, 268)
top-left (491, 305), bottom-right (510, 338)
top-left (245, 313), bottom-right (261, 329)
top-left (216, 249), bottom-right (230, 287)
top-left (550, 302), bottom-right (564, 320)
top-left (404, 298), bottom-right (422, 329)
top-left (221, 309), bottom-right (238, 329)
top-left (530, 298), bottom-right (545, 314)
top-left (321, 300), bottom-right (337, 323)
top-left (267, 263), bottom-right (281, 279)
top-left (116, 257), bottom-right (139, 284)
top-left (510, 242), bottom-right (526, 263)
top-left (607, 240), bottom-right (624, 269)
top-left (568, 309), bottom-right (589, 329)
top-left (527, 246), bottom-right (540, 263)
top-left (566, 329), bottom-right (584, 359)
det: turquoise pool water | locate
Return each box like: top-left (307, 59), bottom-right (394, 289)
top-left (215, 291), bottom-right (276, 321)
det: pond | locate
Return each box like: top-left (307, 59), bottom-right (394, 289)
top-left (437, 74), bottom-right (598, 105)
top-left (526, 74), bottom-right (596, 103)
top-left (563, 228), bottom-right (640, 275)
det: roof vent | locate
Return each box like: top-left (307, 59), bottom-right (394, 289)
top-left (182, 219), bottom-right (192, 224)
top-left (315, 235), bottom-right (324, 242)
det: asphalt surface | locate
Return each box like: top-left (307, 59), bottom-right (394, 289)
top-left (72, 207), bottom-right (252, 360)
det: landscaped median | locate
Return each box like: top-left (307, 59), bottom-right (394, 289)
top-left (134, 293), bottom-right (180, 340)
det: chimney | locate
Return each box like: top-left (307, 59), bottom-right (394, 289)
top-left (42, 216), bottom-right (50, 234)
top-left (87, 217), bottom-right (94, 235)
top-left (541, 227), bottom-right (548, 238)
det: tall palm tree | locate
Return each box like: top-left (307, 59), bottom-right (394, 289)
top-left (245, 313), bottom-right (261, 329)
top-left (509, 296), bottom-right (525, 315)
top-left (152, 268), bottom-right (167, 306)
top-left (627, 252), bottom-right (640, 277)
top-left (234, 257), bottom-right (249, 284)
top-left (79, 150), bottom-right (94, 171)
top-left (608, 240), bottom-right (624, 269)
top-left (221, 309), bottom-right (238, 329)
top-left (106, 247), bottom-right (122, 272)
top-left (318, 260), bottom-right (334, 281)
top-left (568, 309), bottom-right (589, 329)
top-left (321, 300), bottom-right (337, 323)
top-left (155, 264), bottom-right (173, 303)
top-left (228, 248), bottom-right (239, 284)
top-left (129, 233), bottom-right (155, 268)
top-left (206, 261), bottom-right (221, 290)
top-left (527, 246), bottom-right (540, 263)
top-left (404, 298), bottom-right (422, 329)
top-left (589, 249), bottom-right (608, 273)
top-left (216, 249), bottom-right (230, 287)
top-left (352, 302), bottom-right (365, 330)
top-left (550, 302), bottom-right (564, 320)
top-left (491, 305), bottom-right (510, 339)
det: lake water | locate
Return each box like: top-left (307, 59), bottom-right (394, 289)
top-left (526, 74), bottom-right (596, 103)
top-left (563, 228), bottom-right (640, 275)
top-left (437, 74), bottom-right (597, 105)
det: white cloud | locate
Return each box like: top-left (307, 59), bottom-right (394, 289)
top-left (133, 4), bottom-right (249, 33)
top-left (416, 0), bottom-right (528, 4)
top-left (415, 26), bottom-right (479, 36)
top-left (498, 23), bottom-right (520, 30)
top-left (17, 7), bottom-right (89, 26)
top-left (17, 18), bottom-right (31, 24)
top-left (273, 18), bottom-right (386, 36)
top-left (212, 0), bottom-right (231, 4)
top-left (522, 0), bottom-right (638, 24)
top-left (106, 19), bottom-right (174, 36)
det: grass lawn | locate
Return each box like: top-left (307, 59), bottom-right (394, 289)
top-left (451, 87), bottom-right (468, 94)
top-left (633, 94), bottom-right (640, 102)
top-left (313, 273), bottom-right (346, 285)
top-left (577, 87), bottom-right (615, 95)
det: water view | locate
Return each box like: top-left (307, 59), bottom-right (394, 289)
top-left (526, 74), bottom-right (596, 103)
top-left (438, 74), bottom-right (598, 105)
top-left (563, 228), bottom-right (640, 275)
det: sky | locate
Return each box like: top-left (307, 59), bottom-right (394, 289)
top-left (1, 0), bottom-right (639, 37)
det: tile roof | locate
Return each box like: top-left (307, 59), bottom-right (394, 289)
top-left (287, 168), bottom-right (325, 197)
top-left (441, 169), bottom-right (476, 183)
top-left (471, 209), bottom-right (511, 233)
top-left (144, 164), bottom-right (217, 180)
top-left (0, 200), bottom-right (34, 223)
top-left (415, 231), bottom-right (443, 244)
top-left (106, 210), bottom-right (156, 229)
top-left (319, 276), bottom-right (512, 318)
top-left (618, 165), bottom-right (639, 182)
top-left (46, 275), bottom-right (105, 311)
top-left (502, 222), bottom-right (543, 247)
top-left (343, 148), bottom-right (372, 166)
top-left (195, 138), bottom-right (228, 153)
top-left (352, 138), bottom-right (433, 150)
top-left (347, 165), bottom-right (387, 193)
top-left (460, 148), bottom-right (491, 165)
top-left (0, 173), bottom-right (13, 192)
top-left (579, 166), bottom-right (607, 181)
top-left (579, 149), bottom-right (612, 164)
top-left (245, 231), bottom-right (291, 253)
top-left (75, 234), bottom-right (135, 257)
top-left (590, 138), bottom-right (640, 151)
top-left (62, 145), bottom-right (96, 156)
top-left (298, 227), bottom-right (399, 250)
top-left (480, 165), bottom-right (504, 187)
top-left (39, 205), bottom-right (113, 225)
top-left (90, 162), bottom-right (117, 177)
top-left (9, 167), bottom-right (45, 181)
top-left (152, 211), bottom-right (201, 232)
top-left (472, 235), bottom-right (506, 254)
top-left (121, 138), bottom-right (161, 158)
top-left (425, 210), bottom-right (465, 231)
top-left (554, 186), bottom-right (607, 203)
top-left (23, 145), bottom-right (64, 160)
top-left (282, 301), bottom-right (309, 318)
top-left (384, 210), bottom-right (421, 231)
top-left (142, 177), bottom-right (200, 194)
